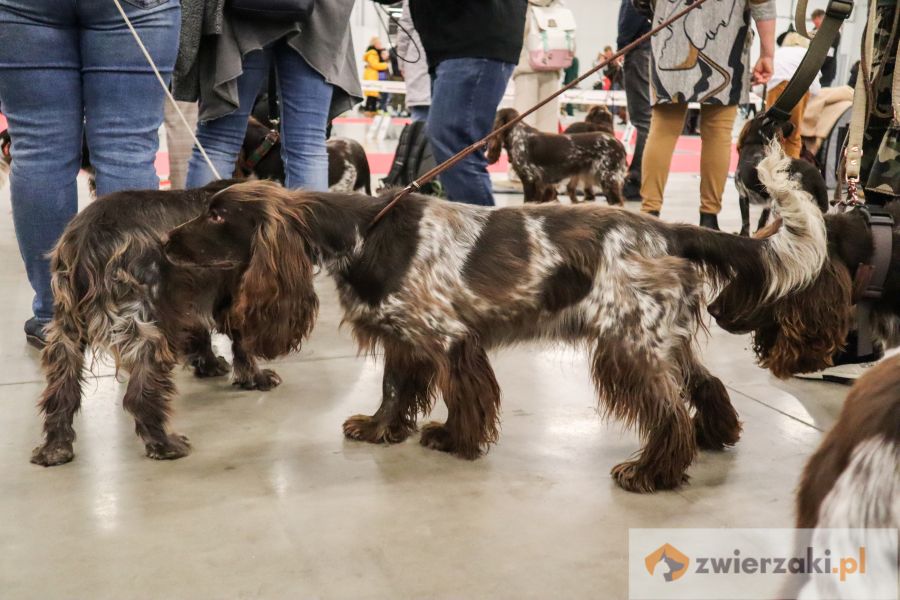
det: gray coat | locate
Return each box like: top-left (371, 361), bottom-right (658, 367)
top-left (173, 0), bottom-right (361, 121)
top-left (396, 0), bottom-right (430, 107)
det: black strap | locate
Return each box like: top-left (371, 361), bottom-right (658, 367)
top-left (268, 62), bottom-right (279, 125)
top-left (765, 0), bottom-right (854, 122)
top-left (862, 207), bottom-right (894, 300)
top-left (853, 206), bottom-right (894, 359)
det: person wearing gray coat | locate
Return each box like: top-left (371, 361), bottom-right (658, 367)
top-left (396, 0), bottom-right (430, 122)
top-left (173, 0), bottom-right (361, 191)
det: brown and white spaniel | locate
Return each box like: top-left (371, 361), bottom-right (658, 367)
top-left (487, 107), bottom-right (627, 205)
top-left (160, 144), bottom-right (826, 492)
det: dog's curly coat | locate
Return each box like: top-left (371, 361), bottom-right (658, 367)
top-left (32, 181), bottom-right (296, 467)
top-left (162, 144), bottom-right (826, 492)
top-left (487, 107), bottom-right (627, 205)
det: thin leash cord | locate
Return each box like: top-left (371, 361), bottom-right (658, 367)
top-left (368, 0), bottom-right (712, 229)
top-left (112, 0), bottom-right (222, 180)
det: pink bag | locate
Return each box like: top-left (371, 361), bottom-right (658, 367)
top-left (526, 5), bottom-right (576, 72)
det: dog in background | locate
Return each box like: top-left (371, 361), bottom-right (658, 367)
top-left (709, 190), bottom-right (899, 378)
top-left (789, 353), bottom-right (899, 599)
top-left (163, 143), bottom-right (826, 493)
top-left (32, 181), bottom-right (289, 467)
top-left (237, 116), bottom-right (371, 194)
top-left (563, 105), bottom-right (615, 135)
top-left (563, 106), bottom-right (616, 201)
top-left (487, 108), bottom-right (627, 205)
top-left (735, 116), bottom-right (828, 236)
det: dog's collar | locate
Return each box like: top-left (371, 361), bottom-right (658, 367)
top-left (240, 129), bottom-right (280, 172)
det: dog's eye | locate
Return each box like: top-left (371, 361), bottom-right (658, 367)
top-left (208, 211), bottom-right (225, 225)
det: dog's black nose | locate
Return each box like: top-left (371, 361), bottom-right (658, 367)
top-left (707, 302), bottom-right (721, 318)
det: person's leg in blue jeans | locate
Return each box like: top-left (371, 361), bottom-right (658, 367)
top-left (186, 50), bottom-right (270, 189)
top-left (274, 42), bottom-right (333, 191)
top-left (0, 1), bottom-right (82, 326)
top-left (81, 0), bottom-right (180, 197)
top-left (0, 0), bottom-right (178, 337)
top-left (427, 58), bottom-right (514, 206)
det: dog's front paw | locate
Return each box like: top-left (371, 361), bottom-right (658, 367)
top-left (145, 433), bottom-right (192, 460)
top-left (343, 414), bottom-right (412, 444)
top-left (233, 369), bottom-right (282, 391)
top-left (192, 354), bottom-right (230, 378)
top-left (31, 441), bottom-right (74, 467)
top-left (611, 460), bottom-right (688, 493)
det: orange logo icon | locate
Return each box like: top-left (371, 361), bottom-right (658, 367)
top-left (645, 544), bottom-right (690, 582)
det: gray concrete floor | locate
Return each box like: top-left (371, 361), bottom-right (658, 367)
top-left (0, 169), bottom-right (849, 599)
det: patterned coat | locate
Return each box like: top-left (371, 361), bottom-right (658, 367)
top-left (649, 0), bottom-right (775, 105)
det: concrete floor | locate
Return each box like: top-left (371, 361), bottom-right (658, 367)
top-left (0, 164), bottom-right (850, 599)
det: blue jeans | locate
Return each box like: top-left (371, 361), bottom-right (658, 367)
top-left (0, 0), bottom-right (180, 322)
top-left (185, 41), bottom-right (333, 191)
top-left (426, 58), bottom-right (514, 206)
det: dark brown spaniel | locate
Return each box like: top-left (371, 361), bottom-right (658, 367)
top-left (32, 181), bottom-right (293, 467)
top-left (487, 108), bottom-right (627, 205)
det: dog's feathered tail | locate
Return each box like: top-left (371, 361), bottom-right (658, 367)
top-left (672, 141), bottom-right (827, 308)
top-left (755, 140), bottom-right (828, 299)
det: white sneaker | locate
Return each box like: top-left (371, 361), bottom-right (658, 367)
top-left (794, 361), bottom-right (880, 384)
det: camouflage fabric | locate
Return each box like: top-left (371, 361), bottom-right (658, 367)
top-left (862, 3), bottom-right (900, 200)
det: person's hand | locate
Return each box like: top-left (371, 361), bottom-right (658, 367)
top-left (752, 56), bottom-right (773, 85)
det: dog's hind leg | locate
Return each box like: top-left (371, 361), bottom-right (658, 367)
top-left (688, 362), bottom-right (741, 450)
top-left (593, 261), bottom-right (699, 492)
top-left (522, 179), bottom-right (538, 203)
top-left (230, 330), bottom-right (282, 391)
top-left (595, 343), bottom-right (696, 492)
top-left (567, 177), bottom-right (581, 204)
top-left (344, 342), bottom-right (436, 444)
top-left (739, 194), bottom-right (751, 237)
top-left (31, 319), bottom-right (86, 466)
top-left (420, 339), bottom-right (501, 460)
top-left (183, 328), bottom-right (229, 378)
top-left (756, 207), bottom-right (771, 233)
top-left (119, 329), bottom-right (191, 460)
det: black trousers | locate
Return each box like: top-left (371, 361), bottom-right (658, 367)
top-left (622, 41), bottom-right (651, 183)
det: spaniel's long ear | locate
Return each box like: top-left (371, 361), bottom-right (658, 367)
top-left (231, 199), bottom-right (319, 360)
top-left (485, 111), bottom-right (509, 165)
top-left (485, 134), bottom-right (503, 165)
top-left (755, 259), bottom-right (853, 378)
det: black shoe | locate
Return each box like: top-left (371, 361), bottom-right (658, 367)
top-left (622, 178), bottom-right (642, 202)
top-left (24, 317), bottom-right (48, 350)
top-left (699, 213), bottom-right (720, 230)
top-left (646, 210), bottom-right (660, 217)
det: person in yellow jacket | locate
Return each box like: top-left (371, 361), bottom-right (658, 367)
top-left (363, 37), bottom-right (388, 114)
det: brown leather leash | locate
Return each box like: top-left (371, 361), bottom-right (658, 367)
top-left (367, 0), bottom-right (713, 231)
